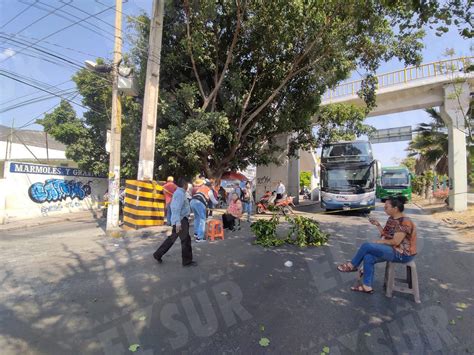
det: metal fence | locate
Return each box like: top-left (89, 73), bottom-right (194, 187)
top-left (323, 56), bottom-right (473, 101)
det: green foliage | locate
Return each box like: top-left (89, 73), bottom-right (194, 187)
top-left (401, 157), bottom-right (416, 173)
top-left (46, 2), bottom-right (469, 179)
top-left (299, 171), bottom-right (311, 189)
top-left (250, 214), bottom-right (285, 247)
top-left (131, 1), bottom-right (467, 178)
top-left (251, 214), bottom-right (329, 248)
top-left (312, 104), bottom-right (375, 148)
top-left (286, 216), bottom-right (329, 247)
top-left (411, 175), bottom-right (425, 195)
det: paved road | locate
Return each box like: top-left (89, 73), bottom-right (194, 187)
top-left (468, 193), bottom-right (474, 204)
top-left (0, 203), bottom-right (473, 354)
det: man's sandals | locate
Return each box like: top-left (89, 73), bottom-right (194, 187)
top-left (337, 262), bottom-right (358, 272)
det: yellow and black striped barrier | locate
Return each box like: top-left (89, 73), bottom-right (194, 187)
top-left (123, 180), bottom-right (166, 230)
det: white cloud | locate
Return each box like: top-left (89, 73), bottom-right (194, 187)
top-left (0, 48), bottom-right (16, 60)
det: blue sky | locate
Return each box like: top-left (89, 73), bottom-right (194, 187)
top-left (0, 1), bottom-right (472, 165)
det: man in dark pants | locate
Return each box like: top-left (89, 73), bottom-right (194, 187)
top-left (153, 177), bottom-right (197, 267)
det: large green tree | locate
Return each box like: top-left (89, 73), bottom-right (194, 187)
top-left (41, 0), bottom-right (471, 179)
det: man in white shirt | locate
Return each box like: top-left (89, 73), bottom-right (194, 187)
top-left (276, 180), bottom-right (285, 200)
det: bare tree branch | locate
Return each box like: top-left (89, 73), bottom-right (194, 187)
top-left (183, 0), bottom-right (207, 100)
top-left (238, 71), bottom-right (258, 132)
top-left (202, 0), bottom-right (243, 111)
top-left (240, 51), bottom-right (324, 133)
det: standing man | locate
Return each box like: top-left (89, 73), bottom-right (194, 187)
top-left (276, 180), bottom-right (286, 200)
top-left (190, 180), bottom-right (219, 242)
top-left (242, 181), bottom-right (253, 222)
top-left (163, 176), bottom-right (178, 226)
top-left (153, 178), bottom-right (196, 267)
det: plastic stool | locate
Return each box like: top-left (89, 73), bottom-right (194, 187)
top-left (206, 220), bottom-right (225, 241)
top-left (384, 260), bottom-right (421, 303)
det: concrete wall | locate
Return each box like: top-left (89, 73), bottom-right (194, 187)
top-left (0, 141), bottom-right (66, 160)
top-left (255, 135), bottom-right (300, 203)
top-left (1, 161), bottom-right (107, 223)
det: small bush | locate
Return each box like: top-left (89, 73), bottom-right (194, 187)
top-left (433, 188), bottom-right (449, 200)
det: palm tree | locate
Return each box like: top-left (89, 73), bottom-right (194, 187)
top-left (407, 108), bottom-right (448, 175)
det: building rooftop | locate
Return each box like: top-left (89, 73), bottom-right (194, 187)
top-left (0, 125), bottom-right (66, 151)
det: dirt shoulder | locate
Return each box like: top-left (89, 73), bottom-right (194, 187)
top-left (412, 194), bottom-right (474, 238)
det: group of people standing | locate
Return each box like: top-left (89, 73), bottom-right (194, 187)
top-left (155, 175), bottom-right (254, 266)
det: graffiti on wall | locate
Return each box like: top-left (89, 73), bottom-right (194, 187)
top-left (257, 176), bottom-right (271, 185)
top-left (28, 179), bottom-right (92, 203)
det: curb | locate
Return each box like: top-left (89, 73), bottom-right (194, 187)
top-left (0, 211), bottom-right (103, 232)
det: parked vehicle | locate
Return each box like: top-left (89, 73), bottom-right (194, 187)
top-left (300, 186), bottom-right (311, 200)
top-left (256, 191), bottom-right (295, 215)
top-left (376, 166), bottom-right (412, 202)
top-left (320, 140), bottom-right (380, 213)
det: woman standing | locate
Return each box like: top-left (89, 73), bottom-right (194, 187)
top-left (190, 181), bottom-right (219, 242)
top-left (337, 196), bottom-right (417, 294)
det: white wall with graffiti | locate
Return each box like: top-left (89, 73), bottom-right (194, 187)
top-left (1, 161), bottom-right (107, 223)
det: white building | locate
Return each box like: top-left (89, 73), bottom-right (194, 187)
top-left (0, 125), bottom-right (72, 177)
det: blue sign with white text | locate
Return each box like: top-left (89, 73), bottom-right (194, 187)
top-left (9, 162), bottom-right (105, 178)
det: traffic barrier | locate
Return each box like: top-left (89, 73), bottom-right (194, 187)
top-left (123, 180), bottom-right (165, 230)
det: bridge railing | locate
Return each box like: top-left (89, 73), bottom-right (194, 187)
top-left (323, 56), bottom-right (473, 101)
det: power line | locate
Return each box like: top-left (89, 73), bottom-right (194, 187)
top-left (9, 1), bottom-right (71, 38)
top-left (0, 3), bottom-right (115, 65)
top-left (0, 69), bottom-right (96, 112)
top-left (0, 78), bottom-right (74, 106)
top-left (0, 88), bottom-right (79, 114)
top-left (0, 91), bottom-right (81, 142)
top-left (1, 31), bottom-right (103, 59)
top-left (0, 35), bottom-right (84, 69)
top-left (0, 1), bottom-right (36, 29)
top-left (19, 0), bottom-right (115, 41)
top-left (0, 44), bottom-right (80, 71)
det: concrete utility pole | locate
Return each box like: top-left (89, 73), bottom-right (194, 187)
top-left (106, 0), bottom-right (123, 231)
top-left (137, 0), bottom-right (165, 181)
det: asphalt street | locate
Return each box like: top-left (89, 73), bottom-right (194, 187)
top-left (0, 203), bottom-right (473, 354)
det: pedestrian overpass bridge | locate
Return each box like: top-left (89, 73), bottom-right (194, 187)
top-left (257, 57), bottom-right (473, 211)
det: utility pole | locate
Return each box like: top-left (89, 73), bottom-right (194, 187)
top-left (106, 0), bottom-right (123, 231)
top-left (137, 0), bottom-right (165, 181)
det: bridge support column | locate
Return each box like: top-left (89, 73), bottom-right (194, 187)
top-left (440, 81), bottom-right (470, 212)
top-left (255, 134), bottom-right (300, 204)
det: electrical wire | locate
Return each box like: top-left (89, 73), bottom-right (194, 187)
top-left (8, 1), bottom-right (71, 38)
top-left (1, 31), bottom-right (103, 59)
top-left (0, 91), bottom-right (81, 142)
top-left (0, 88), bottom-right (79, 114)
top-left (0, 36), bottom-right (84, 69)
top-left (0, 1), bottom-right (36, 29)
top-left (0, 3), bottom-right (115, 64)
top-left (0, 69), bottom-right (100, 113)
top-left (18, 0), bottom-right (115, 41)
top-left (0, 78), bottom-right (74, 106)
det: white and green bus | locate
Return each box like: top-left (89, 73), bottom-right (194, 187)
top-left (376, 166), bottom-right (412, 202)
top-left (320, 141), bottom-right (379, 213)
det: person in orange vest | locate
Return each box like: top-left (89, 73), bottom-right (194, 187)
top-left (190, 180), bottom-right (219, 242)
top-left (163, 176), bottom-right (178, 226)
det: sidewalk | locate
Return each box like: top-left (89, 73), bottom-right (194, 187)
top-left (0, 210), bottom-right (171, 237)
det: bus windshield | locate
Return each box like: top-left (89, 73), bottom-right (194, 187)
top-left (381, 170), bottom-right (409, 187)
top-left (322, 142), bottom-right (371, 158)
top-left (322, 165), bottom-right (374, 191)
